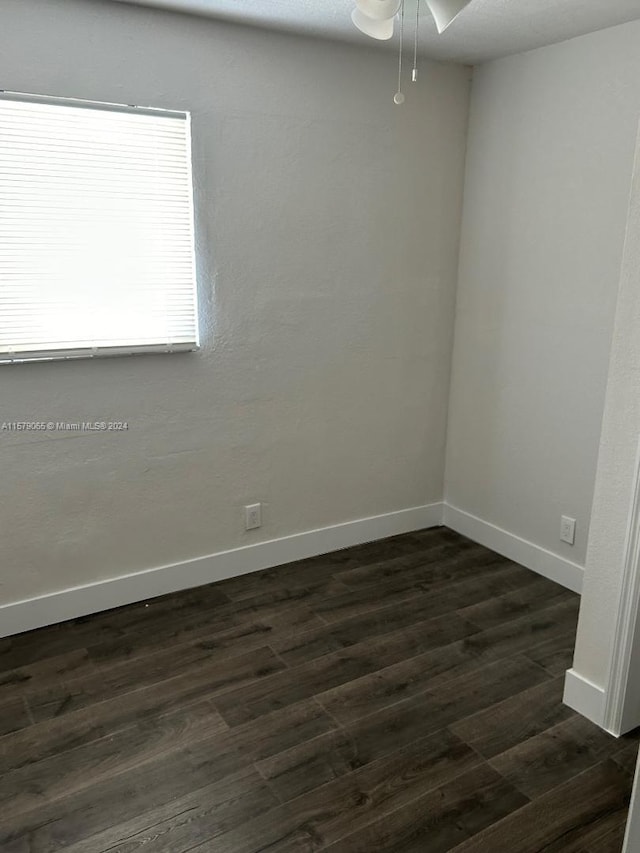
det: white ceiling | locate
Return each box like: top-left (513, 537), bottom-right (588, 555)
top-left (110, 0), bottom-right (640, 64)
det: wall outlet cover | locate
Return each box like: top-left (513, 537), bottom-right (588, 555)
top-left (245, 503), bottom-right (262, 531)
top-left (561, 515), bottom-right (576, 545)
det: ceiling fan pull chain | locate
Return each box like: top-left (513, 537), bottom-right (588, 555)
top-left (412, 0), bottom-right (420, 81)
top-left (394, 0), bottom-right (405, 104)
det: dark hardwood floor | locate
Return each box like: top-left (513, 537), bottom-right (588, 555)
top-left (0, 527), bottom-right (637, 852)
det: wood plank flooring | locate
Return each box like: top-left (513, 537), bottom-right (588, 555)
top-left (0, 526), bottom-right (637, 852)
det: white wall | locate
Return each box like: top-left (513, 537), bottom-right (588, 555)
top-left (572, 121), bottom-right (640, 700)
top-left (0, 0), bottom-right (470, 607)
top-left (445, 22), bottom-right (640, 569)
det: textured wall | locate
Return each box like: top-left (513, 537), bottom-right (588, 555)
top-left (445, 21), bottom-right (640, 567)
top-left (0, 0), bottom-right (470, 605)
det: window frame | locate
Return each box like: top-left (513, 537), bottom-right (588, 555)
top-left (0, 90), bottom-right (200, 365)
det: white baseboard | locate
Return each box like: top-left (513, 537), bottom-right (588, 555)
top-left (0, 502), bottom-right (444, 639)
top-left (442, 504), bottom-right (584, 594)
top-left (563, 668), bottom-right (608, 729)
top-left (0, 500), bottom-right (587, 640)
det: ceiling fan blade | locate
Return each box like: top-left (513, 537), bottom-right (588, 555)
top-left (424, 0), bottom-right (473, 33)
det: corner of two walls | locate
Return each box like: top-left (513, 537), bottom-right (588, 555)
top-left (0, 0), bottom-right (471, 636)
top-left (4, 0), bottom-right (639, 663)
top-left (442, 20), bottom-right (640, 733)
top-left (443, 21), bottom-right (640, 602)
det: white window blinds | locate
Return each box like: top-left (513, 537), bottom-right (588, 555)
top-left (0, 93), bottom-right (198, 363)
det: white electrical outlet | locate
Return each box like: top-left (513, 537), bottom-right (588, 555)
top-left (245, 503), bottom-right (262, 531)
top-left (560, 515), bottom-right (576, 545)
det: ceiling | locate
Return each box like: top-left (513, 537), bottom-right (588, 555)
top-left (110, 0), bottom-right (640, 64)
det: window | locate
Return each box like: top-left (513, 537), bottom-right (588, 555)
top-left (0, 92), bottom-right (198, 363)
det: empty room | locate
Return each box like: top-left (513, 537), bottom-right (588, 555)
top-left (3, 0), bottom-right (640, 850)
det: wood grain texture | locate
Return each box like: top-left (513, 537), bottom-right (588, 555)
top-left (449, 676), bottom-right (574, 758)
top-left (0, 527), bottom-right (636, 852)
top-left (0, 701), bottom-right (227, 819)
top-left (255, 702), bottom-right (478, 802)
top-left (457, 577), bottom-right (574, 629)
top-left (522, 630), bottom-right (578, 676)
top-left (446, 761), bottom-right (632, 853)
top-left (489, 714), bottom-right (621, 799)
top-left (612, 740), bottom-right (640, 778)
top-left (191, 739), bottom-right (501, 853)
top-left (214, 612), bottom-right (479, 727)
top-left (0, 697), bottom-right (31, 738)
top-left (60, 767), bottom-right (278, 853)
top-left (320, 764), bottom-right (528, 853)
top-left (26, 643), bottom-right (286, 724)
top-left (586, 823), bottom-right (628, 853)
